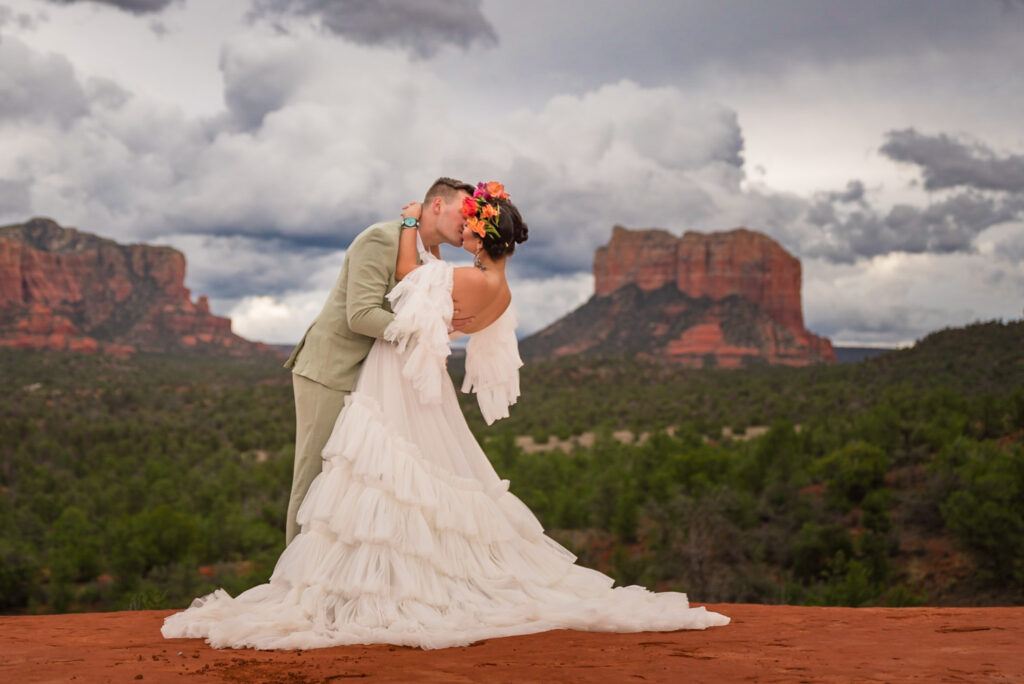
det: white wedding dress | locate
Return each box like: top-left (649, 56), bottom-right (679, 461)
top-left (162, 254), bottom-right (729, 650)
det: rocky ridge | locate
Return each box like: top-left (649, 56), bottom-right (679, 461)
top-left (0, 218), bottom-right (271, 356)
top-left (522, 225), bottom-right (835, 367)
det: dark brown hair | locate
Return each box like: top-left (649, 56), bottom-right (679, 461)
top-left (481, 197), bottom-right (529, 259)
top-left (423, 177), bottom-right (473, 203)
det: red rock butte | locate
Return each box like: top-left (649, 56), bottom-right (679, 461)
top-left (595, 226), bottom-right (806, 331)
top-left (522, 225), bottom-right (835, 368)
top-left (0, 217), bottom-right (271, 356)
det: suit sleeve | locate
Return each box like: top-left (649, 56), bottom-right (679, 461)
top-left (345, 229), bottom-right (397, 339)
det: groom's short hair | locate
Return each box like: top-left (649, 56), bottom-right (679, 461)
top-left (424, 177), bottom-right (473, 203)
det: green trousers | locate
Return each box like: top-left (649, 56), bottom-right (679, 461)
top-left (286, 373), bottom-right (350, 545)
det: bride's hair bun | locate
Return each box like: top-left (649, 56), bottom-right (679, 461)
top-left (481, 198), bottom-right (528, 259)
top-left (513, 219), bottom-right (529, 245)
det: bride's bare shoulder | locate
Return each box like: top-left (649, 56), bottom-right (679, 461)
top-left (452, 264), bottom-right (488, 283)
top-left (451, 266), bottom-right (492, 297)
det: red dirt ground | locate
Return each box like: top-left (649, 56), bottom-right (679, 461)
top-left (1, 604), bottom-right (1022, 683)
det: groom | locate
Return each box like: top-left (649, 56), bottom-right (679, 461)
top-left (283, 177), bottom-right (474, 544)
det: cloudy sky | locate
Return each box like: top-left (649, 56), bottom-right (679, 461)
top-left (1, 0), bottom-right (1022, 347)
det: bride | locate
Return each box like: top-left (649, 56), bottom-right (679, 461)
top-left (161, 182), bottom-right (729, 650)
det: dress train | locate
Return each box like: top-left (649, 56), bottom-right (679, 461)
top-left (161, 258), bottom-right (728, 650)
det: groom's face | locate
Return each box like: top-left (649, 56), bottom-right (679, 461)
top-left (436, 190), bottom-right (472, 247)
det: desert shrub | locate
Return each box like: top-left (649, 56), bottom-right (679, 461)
top-left (817, 442), bottom-right (889, 507)
top-left (937, 441), bottom-right (1024, 584)
top-left (791, 523), bottom-right (854, 582)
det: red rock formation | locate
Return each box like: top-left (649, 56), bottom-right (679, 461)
top-left (526, 225), bottom-right (834, 367)
top-left (676, 228), bottom-right (804, 332)
top-left (595, 225), bottom-right (805, 332)
top-left (593, 227), bottom-right (679, 295)
top-left (0, 217), bottom-right (272, 357)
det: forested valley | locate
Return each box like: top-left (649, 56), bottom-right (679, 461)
top-left (1, 320), bottom-right (1021, 614)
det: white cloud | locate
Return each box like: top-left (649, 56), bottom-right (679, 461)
top-left (2, 4), bottom-right (1022, 349)
top-left (0, 32), bottom-right (87, 124)
top-left (205, 240), bottom-right (347, 344)
top-left (802, 244), bottom-right (1024, 346)
top-left (507, 270), bottom-right (594, 337)
top-left (228, 292), bottom-right (323, 344)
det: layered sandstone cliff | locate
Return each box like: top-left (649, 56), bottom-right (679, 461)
top-left (0, 218), bottom-right (270, 356)
top-left (522, 226), bottom-right (834, 367)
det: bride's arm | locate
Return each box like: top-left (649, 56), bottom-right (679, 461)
top-left (396, 202), bottom-right (422, 281)
top-left (397, 203), bottom-right (477, 331)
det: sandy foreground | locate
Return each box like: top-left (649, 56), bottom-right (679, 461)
top-left (1, 604), bottom-right (1022, 683)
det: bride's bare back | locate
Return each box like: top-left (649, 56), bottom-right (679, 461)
top-left (451, 266), bottom-right (511, 334)
top-left (394, 212), bottom-right (511, 334)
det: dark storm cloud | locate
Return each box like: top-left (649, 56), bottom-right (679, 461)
top-left (881, 129), bottom-right (1024, 193)
top-left (459, 0), bottom-right (1024, 96)
top-left (219, 44), bottom-right (305, 130)
top-left (806, 189), bottom-right (1020, 263)
top-left (807, 181), bottom-right (867, 226)
top-left (825, 180), bottom-right (866, 205)
top-left (168, 209), bottom-right (382, 262)
top-left (884, 193), bottom-right (1017, 252)
top-left (802, 126), bottom-right (1024, 265)
top-left (188, 244), bottom-right (338, 298)
top-left (0, 36), bottom-right (88, 125)
top-left (192, 225), bottom-right (357, 253)
top-left (157, 234), bottom-right (349, 314)
top-left (43, 0), bottom-right (177, 14)
top-left (248, 0), bottom-right (497, 58)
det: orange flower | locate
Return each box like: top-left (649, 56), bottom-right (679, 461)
top-left (481, 204), bottom-right (498, 220)
top-left (467, 216), bottom-right (487, 237)
top-left (486, 181), bottom-right (508, 199)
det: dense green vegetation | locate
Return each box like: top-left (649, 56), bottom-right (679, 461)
top-left (1, 320), bottom-right (1021, 613)
top-left (0, 353), bottom-right (293, 613)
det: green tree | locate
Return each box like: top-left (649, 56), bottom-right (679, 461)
top-left (817, 442), bottom-right (889, 507)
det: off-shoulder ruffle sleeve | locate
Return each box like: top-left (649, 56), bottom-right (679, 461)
top-left (462, 304), bottom-right (523, 425)
top-left (383, 258), bottom-right (453, 405)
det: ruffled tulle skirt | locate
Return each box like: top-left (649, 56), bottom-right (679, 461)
top-left (162, 342), bottom-right (729, 649)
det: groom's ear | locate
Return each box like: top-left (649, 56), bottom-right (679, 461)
top-left (429, 196), bottom-right (444, 214)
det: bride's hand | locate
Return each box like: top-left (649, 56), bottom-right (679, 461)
top-left (401, 202), bottom-right (422, 221)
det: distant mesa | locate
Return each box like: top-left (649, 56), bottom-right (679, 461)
top-left (0, 218), bottom-right (273, 357)
top-left (521, 225), bottom-right (835, 367)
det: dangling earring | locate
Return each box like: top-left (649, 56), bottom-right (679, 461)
top-left (474, 247), bottom-right (486, 271)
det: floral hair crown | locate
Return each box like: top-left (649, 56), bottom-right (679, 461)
top-left (462, 181), bottom-right (510, 239)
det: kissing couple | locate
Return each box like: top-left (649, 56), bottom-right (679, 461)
top-left (162, 177), bottom-right (729, 649)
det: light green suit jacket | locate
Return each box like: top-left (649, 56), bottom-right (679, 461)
top-left (284, 220), bottom-right (403, 391)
